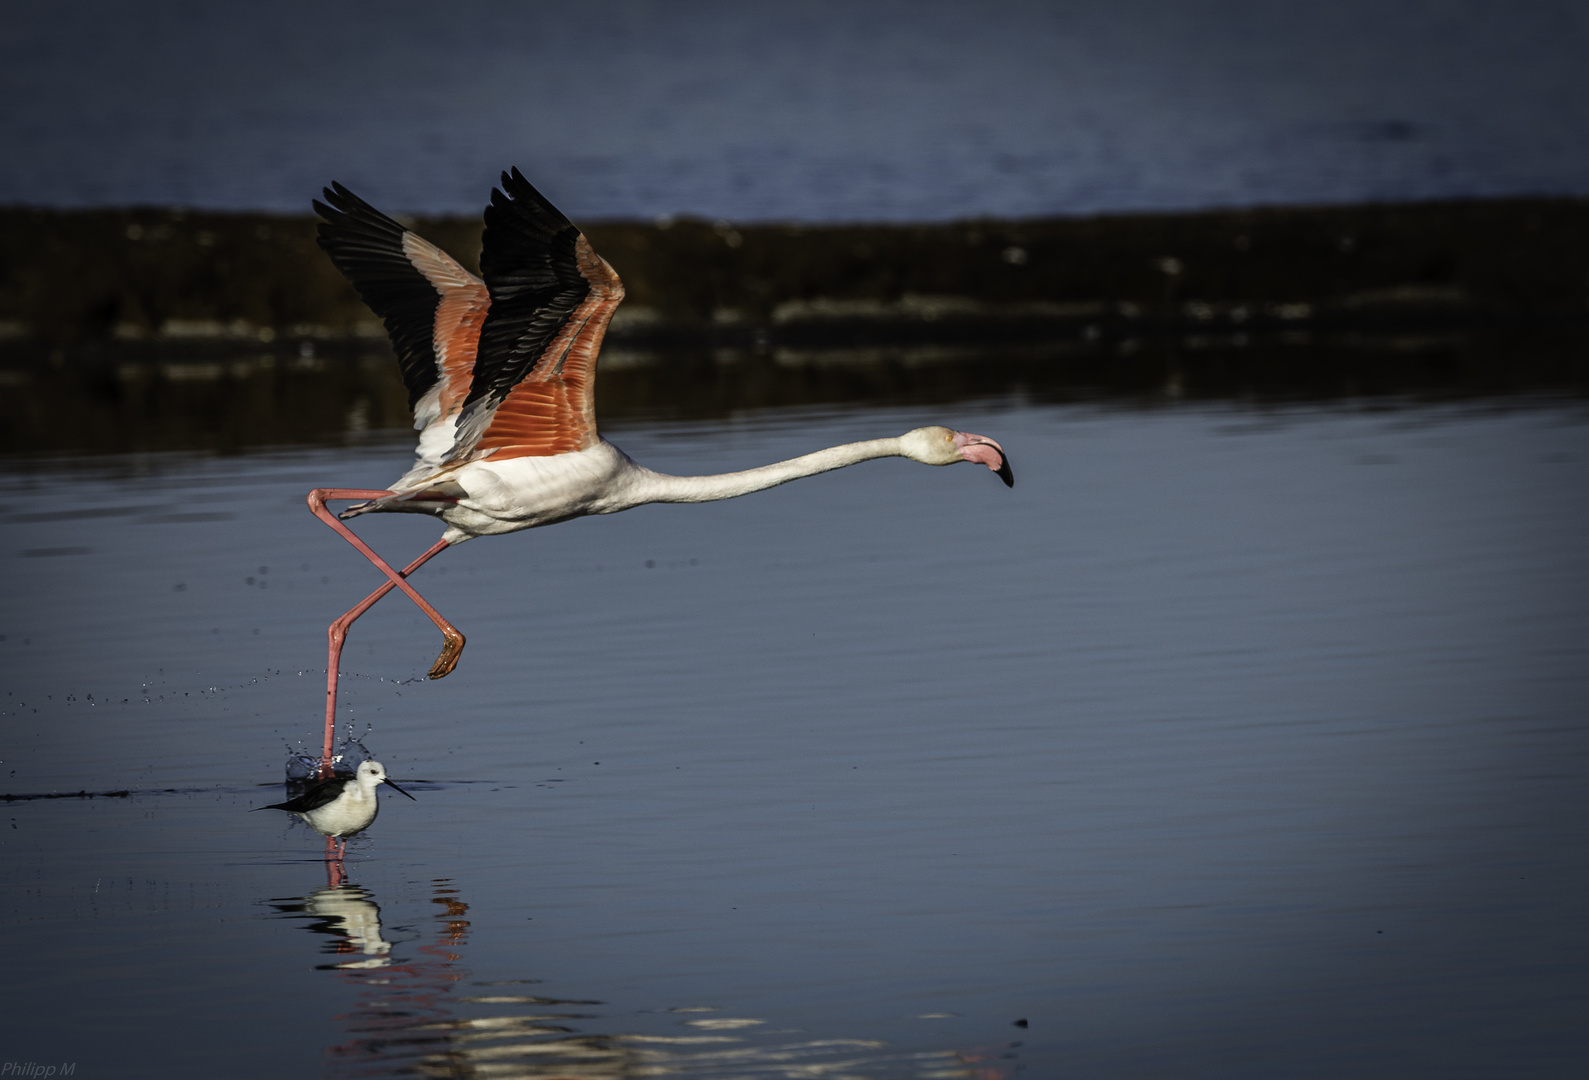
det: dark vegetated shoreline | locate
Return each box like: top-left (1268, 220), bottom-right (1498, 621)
top-left (4, 197), bottom-right (1588, 343)
top-left (3, 197), bottom-right (1588, 456)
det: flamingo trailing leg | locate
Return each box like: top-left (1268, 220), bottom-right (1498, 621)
top-left (309, 168), bottom-right (1013, 777)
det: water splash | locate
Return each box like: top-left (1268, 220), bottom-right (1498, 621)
top-left (284, 728), bottom-right (374, 781)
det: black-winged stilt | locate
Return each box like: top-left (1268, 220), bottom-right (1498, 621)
top-left (256, 759), bottom-right (415, 859)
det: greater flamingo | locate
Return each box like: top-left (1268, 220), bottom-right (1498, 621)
top-left (308, 169), bottom-right (1013, 776)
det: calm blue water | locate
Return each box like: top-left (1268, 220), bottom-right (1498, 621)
top-left (4, 1), bottom-right (1588, 219)
top-left (1, 394), bottom-right (1586, 1077)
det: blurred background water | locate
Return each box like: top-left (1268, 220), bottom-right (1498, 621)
top-left (3, 0), bottom-right (1588, 219)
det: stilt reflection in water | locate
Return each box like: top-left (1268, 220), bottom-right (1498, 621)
top-left (267, 877), bottom-right (1020, 1079)
top-left (273, 883), bottom-right (394, 970)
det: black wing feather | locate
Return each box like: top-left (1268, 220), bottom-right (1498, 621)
top-left (459, 168), bottom-right (590, 424)
top-left (257, 775), bottom-right (350, 814)
top-left (314, 182), bottom-right (441, 411)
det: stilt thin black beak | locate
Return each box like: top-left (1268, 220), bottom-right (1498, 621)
top-left (384, 779), bottom-right (417, 800)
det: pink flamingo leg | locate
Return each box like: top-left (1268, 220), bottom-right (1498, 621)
top-left (320, 535), bottom-right (451, 777)
top-left (308, 489), bottom-right (464, 673)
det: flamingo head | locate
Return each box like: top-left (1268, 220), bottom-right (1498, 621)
top-left (900, 426), bottom-right (1014, 488)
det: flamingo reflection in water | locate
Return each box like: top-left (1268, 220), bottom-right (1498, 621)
top-left (307, 168), bottom-right (1014, 776)
top-left (270, 876), bottom-right (1023, 1078)
top-left (269, 877), bottom-right (625, 1076)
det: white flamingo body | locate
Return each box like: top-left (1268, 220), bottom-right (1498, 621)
top-left (305, 168), bottom-right (1012, 776)
top-left (360, 430), bottom-right (980, 543)
top-left (355, 439), bottom-right (637, 538)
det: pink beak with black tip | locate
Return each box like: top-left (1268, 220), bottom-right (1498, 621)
top-left (954, 431), bottom-right (1015, 488)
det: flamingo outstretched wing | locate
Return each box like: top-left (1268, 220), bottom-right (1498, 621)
top-left (449, 167), bottom-right (625, 462)
top-left (313, 184), bottom-right (487, 439)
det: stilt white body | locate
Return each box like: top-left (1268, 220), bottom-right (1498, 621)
top-left (261, 760), bottom-right (407, 841)
top-left (296, 764), bottom-right (384, 839)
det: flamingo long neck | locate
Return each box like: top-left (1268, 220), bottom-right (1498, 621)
top-left (631, 437), bottom-right (907, 504)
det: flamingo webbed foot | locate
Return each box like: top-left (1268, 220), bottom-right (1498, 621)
top-left (428, 632), bottom-right (466, 679)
